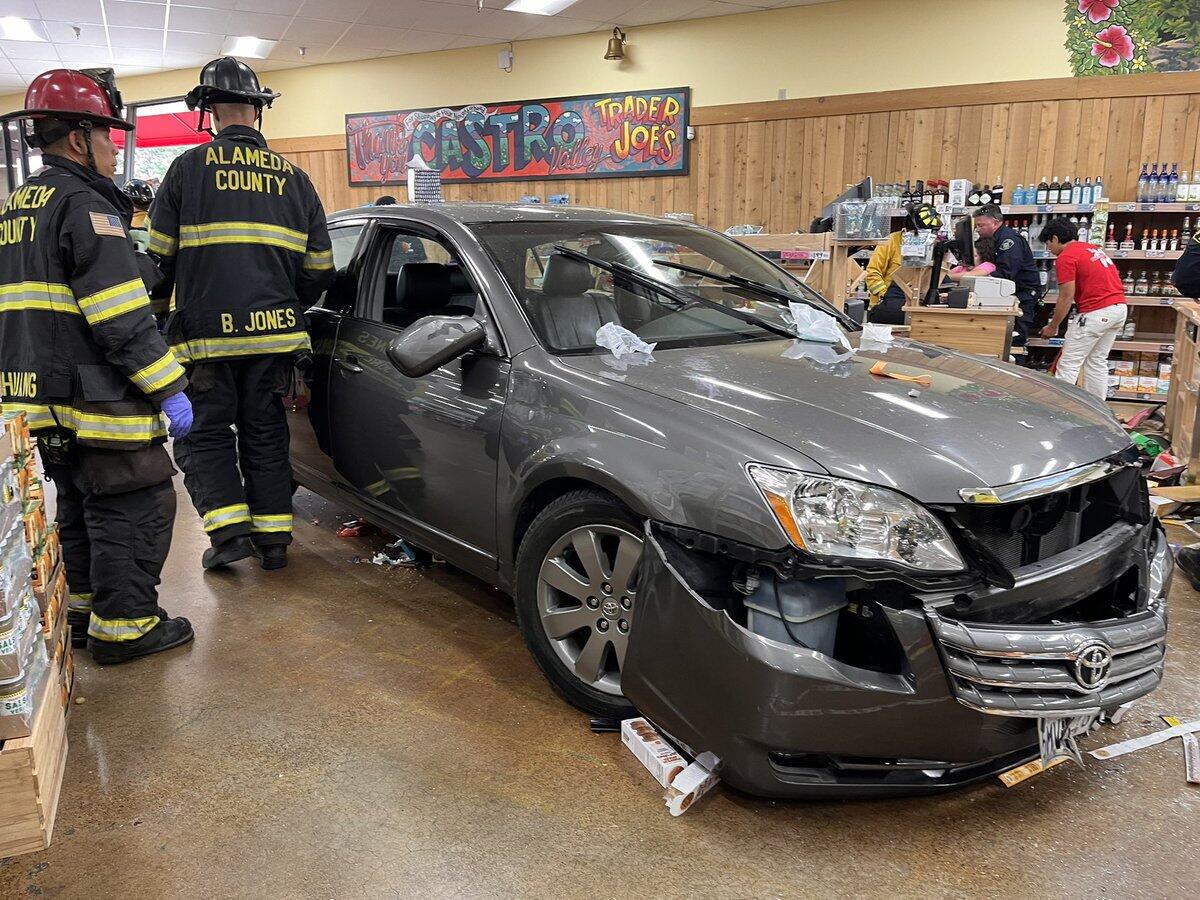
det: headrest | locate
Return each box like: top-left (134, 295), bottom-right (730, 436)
top-left (542, 255), bottom-right (596, 297)
top-left (446, 265), bottom-right (473, 295)
top-left (396, 263), bottom-right (450, 301)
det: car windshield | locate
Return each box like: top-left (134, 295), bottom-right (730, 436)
top-left (473, 220), bottom-right (847, 354)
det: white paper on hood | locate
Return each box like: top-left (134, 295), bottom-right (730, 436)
top-left (596, 322), bottom-right (656, 359)
top-left (782, 302), bottom-right (850, 349)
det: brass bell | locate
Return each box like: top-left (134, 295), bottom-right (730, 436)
top-left (605, 27), bottom-right (626, 61)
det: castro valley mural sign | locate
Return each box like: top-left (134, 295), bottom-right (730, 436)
top-left (345, 87), bottom-right (690, 186)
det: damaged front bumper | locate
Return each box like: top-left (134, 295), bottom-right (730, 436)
top-left (621, 518), bottom-right (1171, 800)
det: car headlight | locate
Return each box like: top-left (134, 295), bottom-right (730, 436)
top-left (747, 465), bottom-right (965, 572)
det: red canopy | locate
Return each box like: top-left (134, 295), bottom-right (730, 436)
top-left (112, 109), bottom-right (210, 148)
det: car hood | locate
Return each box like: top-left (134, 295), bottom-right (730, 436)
top-left (560, 337), bottom-right (1132, 504)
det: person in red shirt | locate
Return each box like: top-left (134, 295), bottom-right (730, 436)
top-left (1038, 217), bottom-right (1128, 400)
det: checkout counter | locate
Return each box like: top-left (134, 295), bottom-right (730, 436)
top-left (902, 274), bottom-right (1021, 360)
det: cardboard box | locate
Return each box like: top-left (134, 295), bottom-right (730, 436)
top-left (622, 717), bottom-right (687, 788)
top-left (949, 179), bottom-right (971, 206)
top-left (1139, 376), bottom-right (1159, 392)
top-left (22, 502), bottom-right (45, 551)
top-left (1138, 357), bottom-right (1159, 376)
top-left (1113, 358), bottom-right (1136, 377)
top-left (1120, 376), bottom-right (1140, 392)
top-left (1158, 377), bottom-right (1171, 394)
top-left (1159, 362), bottom-right (1173, 379)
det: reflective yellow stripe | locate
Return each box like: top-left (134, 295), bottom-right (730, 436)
top-left (171, 331), bottom-right (310, 363)
top-left (203, 503), bottom-right (251, 533)
top-left (251, 513), bottom-right (293, 533)
top-left (68, 592), bottom-right (93, 613)
top-left (130, 350), bottom-right (186, 395)
top-left (147, 224), bottom-right (177, 256)
top-left (88, 613), bottom-right (158, 642)
top-left (0, 280), bottom-right (79, 315)
top-left (179, 220), bottom-right (308, 253)
top-left (303, 249), bottom-right (334, 271)
top-left (0, 402), bottom-right (166, 442)
top-left (76, 278), bottom-right (151, 325)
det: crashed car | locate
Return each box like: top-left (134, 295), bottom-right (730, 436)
top-left (288, 203), bottom-right (1171, 798)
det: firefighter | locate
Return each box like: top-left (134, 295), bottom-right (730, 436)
top-left (122, 178), bottom-right (154, 252)
top-left (147, 57), bottom-right (333, 571)
top-left (0, 69), bottom-right (194, 664)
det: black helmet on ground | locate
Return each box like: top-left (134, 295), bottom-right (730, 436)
top-left (185, 56), bottom-right (280, 115)
top-left (121, 178), bottom-right (154, 208)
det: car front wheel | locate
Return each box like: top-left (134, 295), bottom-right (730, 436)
top-left (515, 489), bottom-right (643, 719)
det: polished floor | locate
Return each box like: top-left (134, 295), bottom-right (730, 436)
top-left (2, 483), bottom-right (1198, 899)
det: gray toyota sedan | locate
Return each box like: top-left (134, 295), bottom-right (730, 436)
top-left (287, 203), bottom-right (1171, 798)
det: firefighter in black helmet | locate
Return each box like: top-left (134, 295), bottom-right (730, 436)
top-left (0, 69), bottom-right (195, 664)
top-left (147, 57), bottom-right (333, 571)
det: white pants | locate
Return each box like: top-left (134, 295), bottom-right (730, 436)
top-left (1054, 304), bottom-right (1128, 400)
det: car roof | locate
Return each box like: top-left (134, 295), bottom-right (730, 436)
top-left (328, 201), bottom-right (679, 229)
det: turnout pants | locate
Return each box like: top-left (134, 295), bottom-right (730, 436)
top-left (173, 354), bottom-right (294, 549)
top-left (40, 444), bottom-right (176, 643)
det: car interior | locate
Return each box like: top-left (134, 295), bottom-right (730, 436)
top-left (378, 232), bottom-right (479, 330)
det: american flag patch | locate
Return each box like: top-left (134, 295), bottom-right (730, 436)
top-left (89, 211), bottom-right (126, 237)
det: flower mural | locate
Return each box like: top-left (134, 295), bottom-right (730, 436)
top-left (1065, 0), bottom-right (1200, 75)
top-left (1078, 0), bottom-right (1119, 24)
top-left (1091, 24), bottom-right (1136, 66)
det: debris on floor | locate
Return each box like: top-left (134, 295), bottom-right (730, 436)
top-left (1161, 716), bottom-right (1200, 785)
top-left (337, 518), bottom-right (378, 538)
top-left (621, 717), bottom-right (721, 816)
top-left (1089, 717), bottom-right (1200, 761)
top-left (998, 756), bottom-right (1067, 788)
top-left (357, 538), bottom-right (440, 569)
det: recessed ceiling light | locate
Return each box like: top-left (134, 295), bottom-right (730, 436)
top-left (220, 36), bottom-right (278, 59)
top-left (504, 0), bottom-right (581, 14)
top-left (0, 16), bottom-right (50, 42)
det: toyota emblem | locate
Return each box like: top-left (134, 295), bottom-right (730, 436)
top-left (1072, 641), bottom-right (1113, 691)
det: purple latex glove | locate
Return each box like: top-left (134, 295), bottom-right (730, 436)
top-left (161, 391), bottom-right (193, 440)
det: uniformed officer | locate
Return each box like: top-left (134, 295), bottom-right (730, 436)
top-left (1172, 231), bottom-right (1200, 298)
top-left (973, 204), bottom-right (1042, 344)
top-left (0, 69), bottom-right (194, 663)
top-left (122, 178), bottom-right (154, 252)
top-left (147, 57), bottom-right (333, 571)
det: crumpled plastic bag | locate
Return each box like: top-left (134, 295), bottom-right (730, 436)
top-left (781, 303), bottom-right (850, 349)
top-left (596, 322), bottom-right (656, 359)
top-left (781, 341), bottom-right (851, 365)
top-left (861, 323), bottom-right (895, 345)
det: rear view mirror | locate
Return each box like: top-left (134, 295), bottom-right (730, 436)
top-left (386, 315), bottom-right (485, 378)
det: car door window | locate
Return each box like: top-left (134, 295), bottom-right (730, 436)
top-left (311, 223), bottom-right (365, 312)
top-left (371, 228), bottom-right (479, 331)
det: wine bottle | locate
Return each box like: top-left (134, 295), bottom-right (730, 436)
top-left (1122, 269), bottom-right (1135, 293)
top-left (1179, 170), bottom-right (1191, 202)
top-left (992, 180), bottom-right (1004, 205)
top-left (1137, 163), bottom-right (1149, 202)
top-left (1135, 270), bottom-right (1150, 295)
top-left (1094, 175), bottom-right (1105, 202)
top-left (1170, 163), bottom-right (1179, 201)
top-left (1141, 228), bottom-right (1150, 250)
top-left (1071, 176), bottom-right (1083, 204)
top-left (1081, 176), bottom-right (1093, 205)
top-left (1183, 216), bottom-right (1192, 245)
top-left (1106, 222), bottom-right (1117, 247)
top-left (1035, 176), bottom-right (1049, 204)
top-left (1170, 228), bottom-right (1180, 252)
top-left (1149, 162), bottom-right (1160, 202)
top-left (979, 181), bottom-right (993, 205)
top-left (1048, 176), bottom-right (1061, 204)
top-left (1124, 222), bottom-right (1134, 245)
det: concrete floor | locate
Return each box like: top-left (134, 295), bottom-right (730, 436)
top-left (2, 482), bottom-right (1198, 899)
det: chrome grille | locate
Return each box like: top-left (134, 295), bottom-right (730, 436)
top-left (927, 609), bottom-right (1167, 718)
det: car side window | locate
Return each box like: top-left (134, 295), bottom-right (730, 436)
top-left (371, 228), bottom-right (479, 331)
top-left (311, 223), bottom-right (365, 312)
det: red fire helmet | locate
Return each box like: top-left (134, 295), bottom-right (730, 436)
top-left (3, 68), bottom-right (132, 130)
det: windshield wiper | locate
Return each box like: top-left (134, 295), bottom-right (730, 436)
top-left (650, 258), bottom-right (860, 331)
top-left (549, 245), bottom-right (800, 343)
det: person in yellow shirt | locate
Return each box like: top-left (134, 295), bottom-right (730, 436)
top-left (864, 203), bottom-right (941, 324)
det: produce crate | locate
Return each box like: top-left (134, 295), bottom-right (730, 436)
top-left (0, 667), bottom-right (69, 858)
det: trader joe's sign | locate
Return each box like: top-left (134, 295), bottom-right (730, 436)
top-left (345, 87), bottom-right (690, 186)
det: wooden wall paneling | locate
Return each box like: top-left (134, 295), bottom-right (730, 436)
top-left (865, 111), bottom-right (889, 182)
top-left (984, 103), bottom-right (1009, 187)
top-left (1158, 93), bottom-right (1189, 171)
top-left (783, 118), bottom-right (804, 231)
top-left (956, 105), bottom-right (984, 181)
top-left (823, 114), bottom-right (847, 209)
top-left (908, 108), bottom-right (934, 183)
top-left (1140, 94), bottom-right (1165, 168)
top-left (940, 106), bottom-right (962, 178)
top-left (1051, 100), bottom-right (1081, 183)
top-left (1033, 101), bottom-right (1059, 181)
top-left (1106, 96), bottom-right (1140, 203)
top-left (1002, 102), bottom-right (1032, 188)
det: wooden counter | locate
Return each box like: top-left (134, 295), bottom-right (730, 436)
top-left (901, 305), bottom-right (1020, 359)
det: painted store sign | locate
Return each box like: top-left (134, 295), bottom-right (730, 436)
top-left (345, 87), bottom-right (690, 186)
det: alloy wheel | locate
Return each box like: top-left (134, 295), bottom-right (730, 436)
top-left (536, 523), bottom-right (643, 696)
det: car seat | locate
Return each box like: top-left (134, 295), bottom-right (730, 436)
top-left (384, 263), bottom-right (476, 330)
top-left (535, 255), bottom-right (620, 350)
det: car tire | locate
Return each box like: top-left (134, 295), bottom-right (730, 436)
top-left (515, 489), bottom-right (643, 719)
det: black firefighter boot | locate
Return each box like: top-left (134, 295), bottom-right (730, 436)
top-left (68, 611), bottom-right (90, 649)
top-left (89, 616), bottom-right (195, 666)
top-left (202, 535), bottom-right (257, 570)
top-left (258, 545), bottom-right (287, 570)
top-left (1175, 545), bottom-right (1200, 590)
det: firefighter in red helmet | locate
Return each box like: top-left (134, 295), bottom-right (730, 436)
top-left (0, 69), bottom-right (195, 664)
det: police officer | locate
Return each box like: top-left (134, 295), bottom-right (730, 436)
top-left (147, 57), bottom-right (333, 571)
top-left (973, 204), bottom-right (1041, 343)
top-left (1172, 230), bottom-right (1200, 298)
top-left (0, 69), bottom-right (194, 663)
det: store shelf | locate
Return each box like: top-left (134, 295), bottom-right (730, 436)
top-left (1039, 293), bottom-right (1178, 306)
top-left (1109, 201), bottom-right (1200, 213)
top-left (1108, 391), bottom-right (1168, 404)
top-left (1026, 333), bottom-right (1175, 353)
top-left (1032, 249), bottom-right (1181, 261)
top-left (1003, 203), bottom-right (1097, 215)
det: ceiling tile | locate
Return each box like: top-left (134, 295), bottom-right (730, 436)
top-left (618, 0), bottom-right (711, 25)
top-left (55, 44), bottom-right (114, 66)
top-left (111, 63), bottom-right (162, 77)
top-left (234, 0), bottom-right (307, 13)
top-left (557, 0), bottom-right (642, 21)
top-left (114, 47), bottom-right (166, 66)
top-left (294, 0), bottom-right (371, 21)
top-left (164, 30), bottom-right (224, 54)
top-left (0, 39), bottom-right (60, 61)
top-left (337, 23), bottom-right (413, 51)
top-left (518, 15), bottom-right (605, 39)
top-left (442, 34), bottom-right (497, 50)
top-left (0, 57), bottom-right (16, 74)
top-left (319, 44), bottom-right (384, 63)
top-left (169, 6), bottom-right (293, 39)
top-left (106, 0), bottom-right (168, 28)
top-left (167, 0), bottom-right (238, 9)
top-left (33, 0), bottom-right (106, 25)
top-left (282, 17), bottom-right (350, 44)
top-left (0, 75), bottom-right (29, 91)
top-left (3, 0), bottom-right (41, 18)
top-left (358, 1), bottom-right (532, 39)
top-left (108, 26), bottom-right (166, 50)
top-left (43, 21), bottom-right (108, 44)
top-left (11, 57), bottom-right (62, 76)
